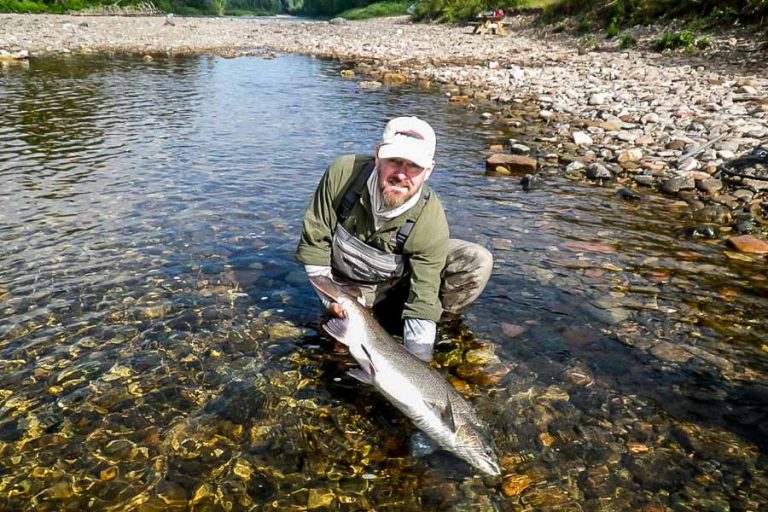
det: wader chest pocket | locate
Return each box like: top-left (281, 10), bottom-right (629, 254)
top-left (332, 225), bottom-right (404, 283)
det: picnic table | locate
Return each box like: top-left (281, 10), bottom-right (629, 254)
top-left (470, 13), bottom-right (507, 36)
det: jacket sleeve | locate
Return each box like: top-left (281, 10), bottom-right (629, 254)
top-left (295, 157), bottom-right (349, 266)
top-left (401, 197), bottom-right (449, 322)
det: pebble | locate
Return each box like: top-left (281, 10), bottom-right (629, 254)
top-left (510, 143), bottom-right (531, 155)
top-left (586, 163), bottom-right (613, 180)
top-left (573, 132), bottom-right (593, 145)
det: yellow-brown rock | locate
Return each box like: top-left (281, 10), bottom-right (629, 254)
top-left (382, 72), bottom-right (407, 84)
top-left (539, 432), bottom-right (556, 447)
top-left (340, 69), bottom-right (354, 78)
top-left (727, 235), bottom-right (768, 254)
top-left (617, 148), bottom-right (643, 163)
top-left (627, 443), bottom-right (649, 454)
top-left (307, 489), bottom-right (335, 509)
top-left (449, 376), bottom-right (475, 397)
top-left (501, 474), bottom-right (532, 497)
top-left (100, 467), bottom-right (119, 481)
top-left (489, 144), bottom-right (504, 152)
top-left (449, 95), bottom-right (470, 103)
top-left (485, 154), bottom-right (537, 176)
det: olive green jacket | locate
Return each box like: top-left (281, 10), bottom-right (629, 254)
top-left (296, 154), bottom-right (449, 322)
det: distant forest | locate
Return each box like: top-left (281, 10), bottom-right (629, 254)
top-left (1, 0), bottom-right (766, 26)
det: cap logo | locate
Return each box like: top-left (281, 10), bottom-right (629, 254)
top-left (395, 130), bottom-right (424, 140)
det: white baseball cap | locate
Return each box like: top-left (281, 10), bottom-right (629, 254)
top-left (377, 116), bottom-right (436, 169)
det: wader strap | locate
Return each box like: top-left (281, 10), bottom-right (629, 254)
top-left (338, 161), bottom-right (375, 223)
top-left (393, 189), bottom-right (430, 253)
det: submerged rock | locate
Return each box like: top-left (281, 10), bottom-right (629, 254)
top-left (203, 380), bottom-right (267, 423)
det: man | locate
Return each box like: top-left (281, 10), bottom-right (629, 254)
top-left (296, 116), bottom-right (492, 362)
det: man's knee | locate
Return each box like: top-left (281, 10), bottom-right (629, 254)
top-left (441, 240), bottom-right (493, 315)
top-left (445, 239), bottom-right (493, 284)
top-left (470, 244), bottom-right (493, 283)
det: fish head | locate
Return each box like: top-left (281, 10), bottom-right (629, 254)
top-left (308, 276), bottom-right (365, 310)
top-left (309, 276), bottom-right (372, 349)
top-left (453, 423), bottom-right (501, 477)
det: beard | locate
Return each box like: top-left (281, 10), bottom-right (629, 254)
top-left (381, 182), bottom-right (415, 208)
top-left (382, 188), bottom-right (407, 208)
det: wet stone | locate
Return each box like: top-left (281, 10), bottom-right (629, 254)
top-left (307, 488), bottom-right (335, 509)
top-left (697, 178), bottom-right (723, 194)
top-left (660, 176), bottom-right (695, 194)
top-left (586, 163), bottom-right (613, 181)
top-left (485, 154), bottom-right (537, 176)
top-left (734, 220), bottom-right (755, 234)
top-left (727, 234), bottom-right (768, 254)
top-left (616, 187), bottom-right (644, 201)
top-left (267, 320), bottom-right (303, 339)
top-left (634, 175), bottom-right (656, 186)
top-left (627, 449), bottom-right (694, 492)
top-left (464, 346), bottom-right (498, 365)
top-left (510, 143), bottom-right (531, 155)
top-left (692, 204), bottom-right (732, 224)
top-left (502, 474), bottom-right (532, 497)
top-left (650, 342), bottom-right (692, 363)
top-left (202, 380), bottom-right (266, 423)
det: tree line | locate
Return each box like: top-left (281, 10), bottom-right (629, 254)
top-left (0, 0), bottom-right (765, 27)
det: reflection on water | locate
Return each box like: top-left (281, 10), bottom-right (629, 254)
top-left (0, 54), bottom-right (766, 510)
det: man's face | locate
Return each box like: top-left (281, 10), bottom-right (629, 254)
top-left (375, 154), bottom-right (433, 208)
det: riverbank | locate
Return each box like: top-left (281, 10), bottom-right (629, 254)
top-left (2, 13), bottom-right (767, 251)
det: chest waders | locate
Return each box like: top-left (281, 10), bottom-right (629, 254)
top-left (330, 162), bottom-right (429, 284)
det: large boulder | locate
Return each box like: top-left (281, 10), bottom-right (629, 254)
top-left (485, 154), bottom-right (537, 176)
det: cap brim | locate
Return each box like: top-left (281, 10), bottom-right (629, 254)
top-left (378, 141), bottom-right (433, 169)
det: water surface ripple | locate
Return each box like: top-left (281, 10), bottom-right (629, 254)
top-left (0, 54), bottom-right (766, 511)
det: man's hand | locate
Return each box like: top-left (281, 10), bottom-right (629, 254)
top-left (329, 302), bottom-right (346, 318)
top-left (305, 265), bottom-right (349, 318)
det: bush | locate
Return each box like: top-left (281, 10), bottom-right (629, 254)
top-left (544, 0), bottom-right (768, 28)
top-left (411, 0), bottom-right (485, 22)
top-left (606, 18), bottom-right (619, 38)
top-left (338, 0), bottom-right (407, 18)
top-left (619, 33), bottom-right (636, 47)
top-left (576, 16), bottom-right (590, 33)
top-left (582, 33), bottom-right (598, 49)
top-left (696, 35), bottom-right (711, 49)
top-left (653, 30), bottom-right (696, 51)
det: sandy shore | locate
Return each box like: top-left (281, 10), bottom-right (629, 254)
top-left (2, 14), bottom-right (768, 241)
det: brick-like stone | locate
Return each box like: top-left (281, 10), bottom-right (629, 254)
top-left (727, 235), bottom-right (768, 254)
top-left (486, 154), bottom-right (537, 176)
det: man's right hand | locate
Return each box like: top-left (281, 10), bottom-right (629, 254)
top-left (329, 302), bottom-right (346, 318)
top-left (305, 265), bottom-right (348, 318)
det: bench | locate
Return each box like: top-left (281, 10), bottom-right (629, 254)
top-left (470, 15), bottom-right (507, 36)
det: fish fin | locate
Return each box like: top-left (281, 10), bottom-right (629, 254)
top-left (346, 368), bottom-right (373, 384)
top-left (441, 396), bottom-right (457, 432)
top-left (360, 344), bottom-right (378, 376)
top-left (425, 396), bottom-right (457, 432)
top-left (323, 317), bottom-right (349, 345)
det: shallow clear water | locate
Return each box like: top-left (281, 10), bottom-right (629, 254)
top-left (0, 54), bottom-right (766, 511)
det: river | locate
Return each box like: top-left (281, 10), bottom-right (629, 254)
top-left (0, 53), bottom-right (766, 510)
